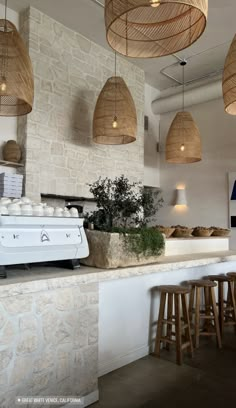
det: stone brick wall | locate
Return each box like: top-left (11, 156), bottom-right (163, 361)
top-left (18, 7), bottom-right (145, 202)
top-left (0, 278), bottom-right (99, 407)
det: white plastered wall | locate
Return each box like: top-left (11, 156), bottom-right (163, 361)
top-left (156, 97), bottom-right (236, 249)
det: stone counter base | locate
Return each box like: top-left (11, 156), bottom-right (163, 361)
top-left (0, 280), bottom-right (99, 408)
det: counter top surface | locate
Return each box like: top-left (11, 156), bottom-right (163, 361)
top-left (1, 250), bottom-right (236, 297)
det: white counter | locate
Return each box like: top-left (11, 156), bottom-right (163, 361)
top-left (165, 237), bottom-right (229, 256)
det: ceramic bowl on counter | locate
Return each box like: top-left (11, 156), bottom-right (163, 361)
top-left (192, 227), bottom-right (214, 237)
top-left (155, 226), bottom-right (175, 238)
top-left (211, 227), bottom-right (231, 237)
top-left (172, 226), bottom-right (194, 238)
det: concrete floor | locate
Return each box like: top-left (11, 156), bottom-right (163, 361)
top-left (92, 331), bottom-right (236, 408)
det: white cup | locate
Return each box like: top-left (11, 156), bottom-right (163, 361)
top-left (0, 205), bottom-right (8, 215)
top-left (32, 204), bottom-right (44, 216)
top-left (21, 204), bottom-right (33, 216)
top-left (63, 209), bottom-right (71, 217)
top-left (12, 199), bottom-right (22, 204)
top-left (44, 207), bottom-right (54, 217)
top-left (8, 203), bottom-right (21, 216)
top-left (69, 207), bottom-right (79, 217)
top-left (21, 196), bottom-right (32, 204)
top-left (54, 207), bottom-right (63, 217)
top-left (1, 198), bottom-right (11, 205)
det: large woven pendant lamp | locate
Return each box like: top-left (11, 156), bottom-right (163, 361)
top-left (166, 61), bottom-right (201, 164)
top-left (93, 54), bottom-right (137, 145)
top-left (0, 0), bottom-right (34, 116)
top-left (223, 34), bottom-right (236, 115)
top-left (105, 0), bottom-right (208, 58)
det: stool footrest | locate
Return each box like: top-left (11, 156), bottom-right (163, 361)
top-left (161, 318), bottom-right (175, 325)
top-left (224, 321), bottom-right (236, 326)
top-left (200, 331), bottom-right (217, 336)
top-left (160, 337), bottom-right (175, 345)
top-left (181, 342), bottom-right (192, 350)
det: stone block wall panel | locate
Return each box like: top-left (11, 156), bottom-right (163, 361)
top-left (0, 281), bottom-right (99, 407)
top-left (18, 7), bottom-right (145, 202)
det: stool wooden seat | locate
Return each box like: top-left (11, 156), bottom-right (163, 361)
top-left (208, 274), bottom-right (236, 336)
top-left (188, 280), bottom-right (222, 349)
top-left (154, 285), bottom-right (193, 365)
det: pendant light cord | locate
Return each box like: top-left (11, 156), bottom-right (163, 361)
top-left (4, 0), bottom-right (8, 30)
top-left (114, 52), bottom-right (117, 118)
top-left (5, 0), bottom-right (7, 21)
top-left (180, 60), bottom-right (187, 112)
top-left (1, 0), bottom-right (8, 84)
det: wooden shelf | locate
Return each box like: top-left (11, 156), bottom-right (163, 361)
top-left (0, 160), bottom-right (24, 168)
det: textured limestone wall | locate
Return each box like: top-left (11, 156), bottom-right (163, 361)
top-left (0, 279), bottom-right (99, 407)
top-left (18, 7), bottom-right (145, 202)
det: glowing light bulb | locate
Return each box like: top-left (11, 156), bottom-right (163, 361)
top-left (112, 116), bottom-right (118, 129)
top-left (150, 0), bottom-right (160, 7)
top-left (180, 144), bottom-right (185, 152)
top-left (0, 80), bottom-right (6, 92)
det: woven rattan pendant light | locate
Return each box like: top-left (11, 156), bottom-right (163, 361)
top-left (93, 54), bottom-right (137, 145)
top-left (223, 34), bottom-right (236, 115)
top-left (166, 61), bottom-right (201, 164)
top-left (105, 0), bottom-right (208, 58)
top-left (0, 0), bottom-right (34, 116)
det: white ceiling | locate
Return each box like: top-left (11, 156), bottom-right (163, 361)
top-left (1, 0), bottom-right (236, 90)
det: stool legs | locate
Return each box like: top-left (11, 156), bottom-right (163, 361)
top-left (154, 290), bottom-right (193, 365)
top-left (154, 292), bottom-right (166, 357)
top-left (226, 281), bottom-right (236, 335)
top-left (175, 293), bottom-right (182, 365)
top-left (189, 282), bottom-right (222, 349)
top-left (194, 287), bottom-right (201, 348)
top-left (218, 281), bottom-right (224, 335)
top-left (209, 287), bottom-right (222, 349)
top-left (166, 293), bottom-right (173, 351)
top-left (213, 278), bottom-right (236, 336)
top-left (181, 293), bottom-right (194, 357)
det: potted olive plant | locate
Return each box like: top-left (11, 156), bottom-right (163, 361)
top-left (82, 175), bottom-right (165, 268)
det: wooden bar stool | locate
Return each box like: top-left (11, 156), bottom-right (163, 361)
top-left (227, 272), bottom-right (236, 304)
top-left (188, 280), bottom-right (222, 349)
top-left (154, 285), bottom-right (193, 365)
top-left (208, 275), bottom-right (236, 336)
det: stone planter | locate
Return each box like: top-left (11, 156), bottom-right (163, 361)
top-left (81, 229), bottom-right (165, 269)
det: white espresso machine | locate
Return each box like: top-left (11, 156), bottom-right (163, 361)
top-left (0, 215), bottom-right (89, 278)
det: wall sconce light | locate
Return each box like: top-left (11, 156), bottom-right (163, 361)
top-left (175, 188), bottom-right (187, 206)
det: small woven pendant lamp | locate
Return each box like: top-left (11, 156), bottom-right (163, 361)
top-left (166, 61), bottom-right (202, 164)
top-left (93, 53), bottom-right (137, 145)
top-left (105, 0), bottom-right (208, 58)
top-left (0, 0), bottom-right (34, 116)
top-left (223, 34), bottom-right (236, 115)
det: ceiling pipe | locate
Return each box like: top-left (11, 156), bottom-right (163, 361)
top-left (152, 79), bottom-right (223, 115)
